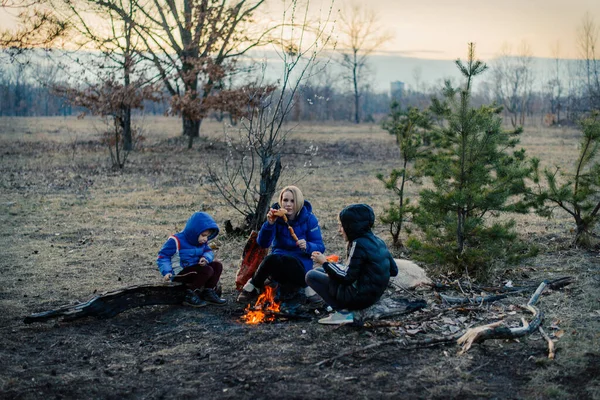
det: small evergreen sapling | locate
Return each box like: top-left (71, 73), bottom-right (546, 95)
top-left (411, 44), bottom-right (533, 277)
top-left (531, 111), bottom-right (600, 248)
top-left (377, 102), bottom-right (432, 247)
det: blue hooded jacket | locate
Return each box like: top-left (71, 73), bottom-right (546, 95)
top-left (257, 200), bottom-right (325, 273)
top-left (157, 212), bottom-right (219, 276)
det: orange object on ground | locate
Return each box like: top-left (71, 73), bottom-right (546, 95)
top-left (235, 230), bottom-right (268, 290)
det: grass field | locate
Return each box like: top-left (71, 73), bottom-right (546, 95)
top-left (1, 116), bottom-right (599, 399)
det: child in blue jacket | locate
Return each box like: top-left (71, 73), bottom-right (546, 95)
top-left (157, 212), bottom-right (226, 307)
top-left (237, 186), bottom-right (325, 305)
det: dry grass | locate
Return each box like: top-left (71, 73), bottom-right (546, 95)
top-left (0, 116), bottom-right (598, 399)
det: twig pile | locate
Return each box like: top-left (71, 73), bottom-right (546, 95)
top-left (316, 276), bottom-right (573, 366)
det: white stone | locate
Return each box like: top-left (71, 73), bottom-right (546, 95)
top-left (390, 259), bottom-right (432, 289)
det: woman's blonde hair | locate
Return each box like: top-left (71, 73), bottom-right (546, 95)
top-left (278, 185), bottom-right (304, 215)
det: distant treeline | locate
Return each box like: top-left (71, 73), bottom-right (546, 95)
top-left (0, 52), bottom-right (597, 126)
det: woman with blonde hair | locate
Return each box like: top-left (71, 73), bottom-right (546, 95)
top-left (237, 185), bottom-right (325, 305)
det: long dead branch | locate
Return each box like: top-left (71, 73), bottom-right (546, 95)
top-left (24, 283), bottom-right (187, 324)
top-left (439, 276), bottom-right (573, 305)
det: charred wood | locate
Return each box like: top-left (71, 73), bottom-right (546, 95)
top-left (24, 283), bottom-right (187, 324)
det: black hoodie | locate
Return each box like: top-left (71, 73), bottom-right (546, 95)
top-left (323, 204), bottom-right (399, 310)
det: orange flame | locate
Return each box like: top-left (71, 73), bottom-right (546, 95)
top-left (241, 285), bottom-right (281, 324)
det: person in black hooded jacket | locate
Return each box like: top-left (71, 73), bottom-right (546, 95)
top-left (308, 203), bottom-right (398, 324)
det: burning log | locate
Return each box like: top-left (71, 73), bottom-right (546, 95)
top-left (254, 310), bottom-right (312, 321)
top-left (24, 283), bottom-right (187, 324)
top-left (240, 285), bottom-right (314, 323)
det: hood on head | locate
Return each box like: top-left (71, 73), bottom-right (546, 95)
top-left (183, 212), bottom-right (219, 244)
top-left (339, 204), bottom-right (374, 242)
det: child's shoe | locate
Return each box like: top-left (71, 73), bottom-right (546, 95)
top-left (318, 310), bottom-right (354, 325)
top-left (304, 286), bottom-right (324, 307)
top-left (183, 289), bottom-right (207, 308)
top-left (201, 288), bottom-right (227, 305)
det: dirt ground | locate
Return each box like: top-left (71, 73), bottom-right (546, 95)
top-left (1, 117), bottom-right (599, 399)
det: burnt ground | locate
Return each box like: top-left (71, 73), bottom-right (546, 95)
top-left (1, 119), bottom-right (600, 399)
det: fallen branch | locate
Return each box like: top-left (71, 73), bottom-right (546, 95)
top-left (457, 280), bottom-right (548, 354)
top-left (439, 291), bottom-right (521, 305)
top-left (318, 277), bottom-right (570, 364)
top-left (24, 283), bottom-right (187, 324)
top-left (538, 326), bottom-right (556, 359)
top-left (438, 276), bottom-right (573, 305)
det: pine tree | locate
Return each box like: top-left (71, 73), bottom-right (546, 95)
top-left (410, 44), bottom-right (533, 277)
top-left (377, 102), bottom-right (432, 247)
top-left (531, 110), bottom-right (600, 248)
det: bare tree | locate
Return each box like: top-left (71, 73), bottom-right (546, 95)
top-left (337, 2), bottom-right (392, 123)
top-left (577, 12), bottom-right (600, 110)
top-left (492, 41), bottom-right (535, 127)
top-left (2, 0), bottom-right (154, 151)
top-left (102, 0), bottom-right (274, 148)
top-left (54, 78), bottom-right (160, 169)
top-left (209, 0), bottom-right (334, 232)
top-left (0, 5), bottom-right (67, 50)
top-left (548, 41), bottom-right (564, 123)
top-left (3, 0), bottom-right (276, 149)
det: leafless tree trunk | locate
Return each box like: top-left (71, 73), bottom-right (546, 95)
top-left (492, 41), bottom-right (535, 128)
top-left (118, 0), bottom-right (273, 148)
top-left (209, 0), bottom-right (334, 232)
top-left (337, 2), bottom-right (392, 124)
top-left (577, 12), bottom-right (600, 110)
top-left (549, 41), bottom-right (564, 122)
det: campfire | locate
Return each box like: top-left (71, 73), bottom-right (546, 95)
top-left (241, 285), bottom-right (281, 324)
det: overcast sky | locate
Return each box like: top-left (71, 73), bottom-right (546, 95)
top-left (336, 0), bottom-right (599, 60)
top-left (1, 0), bottom-right (598, 60)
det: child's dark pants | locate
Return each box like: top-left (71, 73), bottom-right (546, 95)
top-left (176, 261), bottom-right (223, 290)
top-left (305, 269), bottom-right (343, 310)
